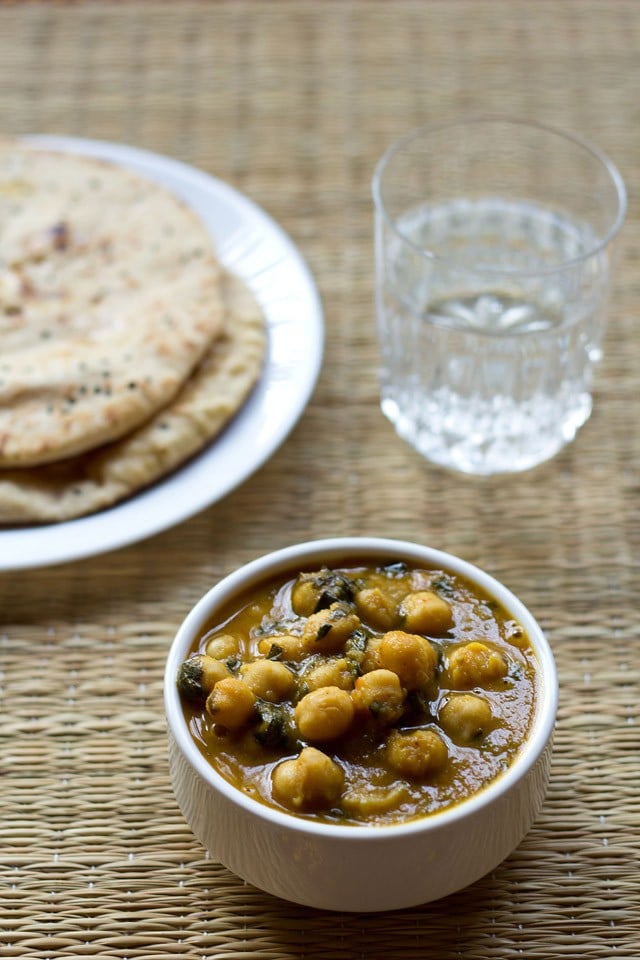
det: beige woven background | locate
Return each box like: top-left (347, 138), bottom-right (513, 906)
top-left (1, 1), bottom-right (639, 956)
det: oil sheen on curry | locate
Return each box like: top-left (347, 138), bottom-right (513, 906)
top-left (178, 560), bottom-right (538, 826)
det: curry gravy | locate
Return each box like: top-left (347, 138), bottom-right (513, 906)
top-left (179, 559), bottom-right (538, 826)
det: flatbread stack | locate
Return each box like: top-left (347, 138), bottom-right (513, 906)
top-left (0, 141), bottom-right (266, 524)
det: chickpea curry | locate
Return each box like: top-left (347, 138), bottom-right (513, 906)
top-left (178, 560), bottom-right (538, 826)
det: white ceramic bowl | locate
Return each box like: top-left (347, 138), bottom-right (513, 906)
top-left (164, 537), bottom-right (557, 912)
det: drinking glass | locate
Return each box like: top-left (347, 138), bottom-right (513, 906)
top-left (372, 118), bottom-right (626, 475)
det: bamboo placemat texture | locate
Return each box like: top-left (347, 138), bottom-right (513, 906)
top-left (1, 1), bottom-right (639, 957)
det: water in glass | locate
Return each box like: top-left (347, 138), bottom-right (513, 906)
top-left (377, 198), bottom-right (609, 474)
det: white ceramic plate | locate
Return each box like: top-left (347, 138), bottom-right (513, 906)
top-left (0, 136), bottom-right (323, 570)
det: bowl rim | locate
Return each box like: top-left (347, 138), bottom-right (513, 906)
top-left (164, 536), bottom-right (558, 840)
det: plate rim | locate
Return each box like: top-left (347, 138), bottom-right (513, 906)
top-left (0, 135), bottom-right (324, 570)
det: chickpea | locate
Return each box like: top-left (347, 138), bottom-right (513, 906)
top-left (271, 746), bottom-right (344, 811)
top-left (291, 569), bottom-right (355, 617)
top-left (205, 633), bottom-right (240, 660)
top-left (352, 669), bottom-right (405, 725)
top-left (439, 693), bottom-right (494, 743)
top-left (240, 659), bottom-right (296, 702)
top-left (295, 685), bottom-right (355, 741)
top-left (290, 578), bottom-right (319, 618)
top-left (355, 587), bottom-right (397, 631)
top-left (257, 633), bottom-right (305, 661)
top-left (386, 728), bottom-right (448, 779)
top-left (447, 641), bottom-right (508, 689)
top-left (399, 590), bottom-right (453, 635)
top-left (377, 630), bottom-right (437, 690)
top-left (304, 657), bottom-right (355, 692)
top-left (177, 654), bottom-right (231, 702)
top-left (361, 634), bottom-right (383, 673)
top-left (301, 603), bottom-right (360, 655)
top-left (206, 677), bottom-right (256, 729)
top-left (342, 783), bottom-right (408, 818)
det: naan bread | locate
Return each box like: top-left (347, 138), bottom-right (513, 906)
top-left (0, 271), bottom-right (266, 523)
top-left (0, 142), bottom-right (225, 466)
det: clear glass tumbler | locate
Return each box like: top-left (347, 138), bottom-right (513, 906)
top-left (372, 118), bottom-right (626, 475)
